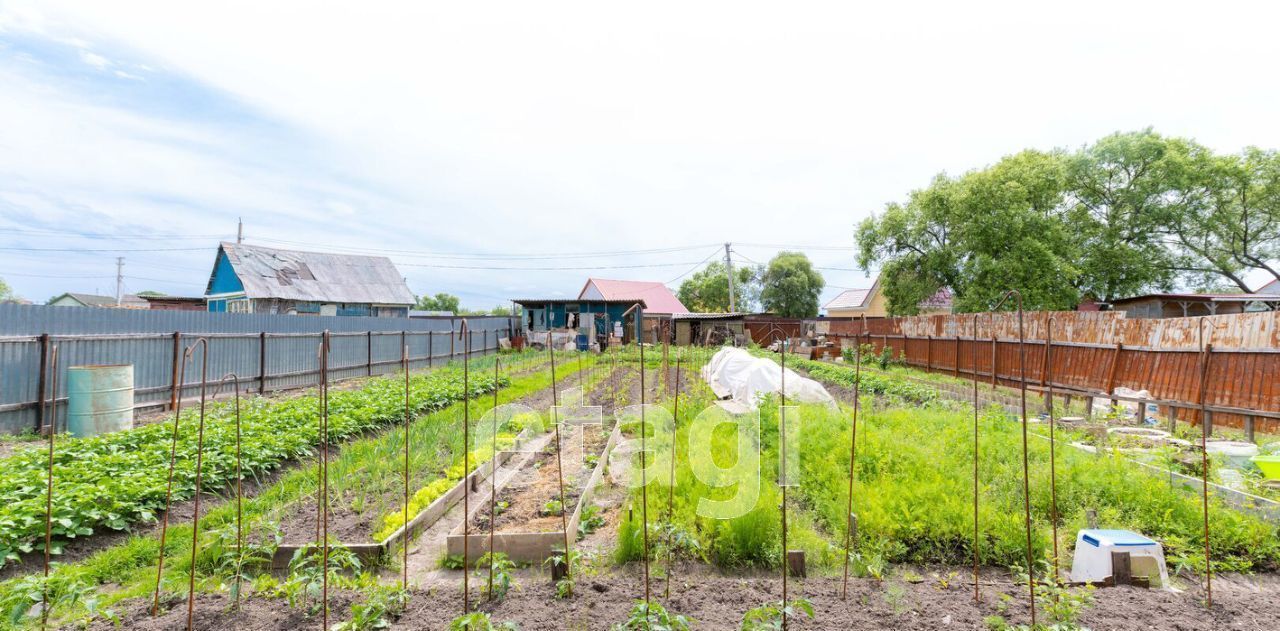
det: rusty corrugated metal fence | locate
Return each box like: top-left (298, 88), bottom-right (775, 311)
top-left (827, 310), bottom-right (1280, 435)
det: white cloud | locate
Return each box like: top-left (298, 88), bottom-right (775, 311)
top-left (2, 0), bottom-right (1280, 305)
top-left (78, 49), bottom-right (108, 69)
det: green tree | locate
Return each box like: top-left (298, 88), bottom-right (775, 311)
top-left (677, 261), bottom-right (759, 312)
top-left (0, 277), bottom-right (17, 303)
top-left (1064, 129), bottom-right (1188, 301)
top-left (858, 150), bottom-right (1080, 313)
top-left (415, 293), bottom-right (461, 313)
top-left (758, 251), bottom-right (824, 317)
top-left (1166, 147), bottom-right (1280, 291)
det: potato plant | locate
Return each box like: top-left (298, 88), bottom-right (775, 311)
top-left (0, 366), bottom-right (505, 566)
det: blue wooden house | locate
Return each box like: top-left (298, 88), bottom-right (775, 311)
top-left (513, 298), bottom-right (645, 345)
top-left (205, 242), bottom-right (415, 317)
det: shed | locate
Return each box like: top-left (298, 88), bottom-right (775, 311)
top-left (204, 242), bottom-right (414, 317)
top-left (673, 313), bottom-right (746, 346)
top-left (140, 296), bottom-right (206, 311)
top-left (1109, 293), bottom-right (1280, 319)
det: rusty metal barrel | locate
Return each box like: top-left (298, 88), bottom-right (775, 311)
top-left (66, 365), bottom-right (134, 437)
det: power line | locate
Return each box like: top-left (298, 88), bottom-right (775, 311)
top-left (0, 246), bottom-right (209, 252)
top-left (665, 249), bottom-right (723, 284)
top-left (249, 237), bottom-right (723, 261)
top-left (396, 259), bottom-right (714, 271)
top-left (0, 227), bottom-right (228, 240)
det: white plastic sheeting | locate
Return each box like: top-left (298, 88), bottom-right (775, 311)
top-left (700, 347), bottom-right (836, 409)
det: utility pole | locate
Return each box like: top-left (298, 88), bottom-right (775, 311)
top-left (115, 257), bottom-right (124, 306)
top-left (724, 242), bottom-right (736, 313)
top-left (237, 217), bottom-right (244, 244)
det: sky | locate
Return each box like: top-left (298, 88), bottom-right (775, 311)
top-left (2, 0), bottom-right (1280, 309)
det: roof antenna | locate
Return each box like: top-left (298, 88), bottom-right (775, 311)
top-left (237, 218), bottom-right (244, 244)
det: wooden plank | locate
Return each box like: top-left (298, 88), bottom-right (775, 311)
top-left (1111, 551), bottom-right (1132, 586)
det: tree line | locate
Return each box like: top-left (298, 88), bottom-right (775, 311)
top-left (855, 129), bottom-right (1280, 314)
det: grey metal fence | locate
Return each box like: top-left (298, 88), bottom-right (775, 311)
top-left (0, 304), bottom-right (517, 434)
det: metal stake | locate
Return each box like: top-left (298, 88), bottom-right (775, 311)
top-left (41, 345), bottom-right (59, 630)
top-left (842, 339), bottom-right (861, 600)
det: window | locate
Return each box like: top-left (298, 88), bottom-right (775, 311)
top-left (227, 299), bottom-right (252, 314)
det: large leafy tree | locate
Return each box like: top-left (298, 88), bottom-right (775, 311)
top-left (1064, 129), bottom-right (1188, 301)
top-left (677, 261), bottom-right (759, 312)
top-left (415, 292), bottom-right (461, 313)
top-left (758, 251), bottom-right (824, 317)
top-left (858, 129), bottom-right (1280, 313)
top-left (1166, 147), bottom-right (1280, 291)
top-left (857, 150), bottom-right (1079, 313)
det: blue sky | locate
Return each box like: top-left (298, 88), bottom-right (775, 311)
top-left (2, 1), bottom-right (1279, 308)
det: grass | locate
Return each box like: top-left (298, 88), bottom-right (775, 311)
top-left (616, 349), bottom-right (1280, 579)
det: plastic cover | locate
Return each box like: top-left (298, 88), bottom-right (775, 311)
top-left (700, 347), bottom-right (837, 410)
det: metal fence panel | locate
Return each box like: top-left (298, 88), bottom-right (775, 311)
top-left (0, 304), bottom-right (515, 434)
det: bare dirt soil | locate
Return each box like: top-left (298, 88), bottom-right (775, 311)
top-left (391, 565), bottom-right (1280, 630)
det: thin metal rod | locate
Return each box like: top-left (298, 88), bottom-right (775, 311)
top-left (41, 345), bottom-right (59, 630)
top-left (548, 332), bottom-right (573, 585)
top-left (841, 338), bottom-right (860, 600)
top-left (779, 328), bottom-right (789, 631)
top-left (489, 356), bottom-right (499, 599)
top-left (320, 331), bottom-right (331, 630)
top-left (640, 340), bottom-right (650, 605)
top-left (184, 343), bottom-right (210, 631)
top-left (994, 291), bottom-right (1035, 627)
top-left (1197, 319), bottom-right (1214, 607)
top-left (665, 349), bottom-right (682, 599)
top-left (403, 343), bottom-right (411, 590)
top-left (462, 321), bottom-right (471, 613)
top-left (1046, 317), bottom-right (1061, 583)
top-left (971, 314), bottom-right (981, 603)
top-left (153, 337), bottom-right (207, 617)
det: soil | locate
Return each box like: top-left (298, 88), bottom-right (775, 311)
top-left (390, 565), bottom-right (1280, 630)
top-left (88, 590), bottom-right (360, 631)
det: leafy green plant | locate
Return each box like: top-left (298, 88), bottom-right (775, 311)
top-left (740, 598), bottom-right (814, 630)
top-left (577, 504), bottom-right (605, 539)
top-left (612, 601), bottom-right (693, 631)
top-left (544, 549), bottom-right (585, 599)
top-left (448, 611), bottom-right (520, 630)
top-left (332, 585), bottom-right (409, 631)
top-left (0, 571), bottom-right (116, 626)
top-left (0, 367), bottom-right (507, 567)
top-left (541, 499), bottom-right (563, 517)
top-left (276, 543), bottom-right (361, 612)
top-left (473, 552), bottom-right (518, 601)
top-left (883, 583), bottom-right (909, 615)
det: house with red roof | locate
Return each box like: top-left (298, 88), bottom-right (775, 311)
top-left (578, 278), bottom-right (689, 315)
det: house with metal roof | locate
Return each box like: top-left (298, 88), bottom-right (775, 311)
top-left (823, 277), bottom-right (952, 317)
top-left (578, 278), bottom-right (688, 315)
top-left (204, 242), bottom-right (415, 317)
top-left (47, 292), bottom-right (149, 309)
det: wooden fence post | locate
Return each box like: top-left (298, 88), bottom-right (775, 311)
top-left (1245, 415), bottom-right (1255, 443)
top-left (169, 331), bottom-right (182, 409)
top-left (36, 333), bottom-right (49, 433)
top-left (953, 336), bottom-right (960, 378)
top-left (925, 335), bottom-right (933, 371)
top-left (1105, 343), bottom-right (1124, 407)
top-left (258, 332), bottom-right (268, 394)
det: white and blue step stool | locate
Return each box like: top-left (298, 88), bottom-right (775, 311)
top-left (1070, 529), bottom-right (1169, 588)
